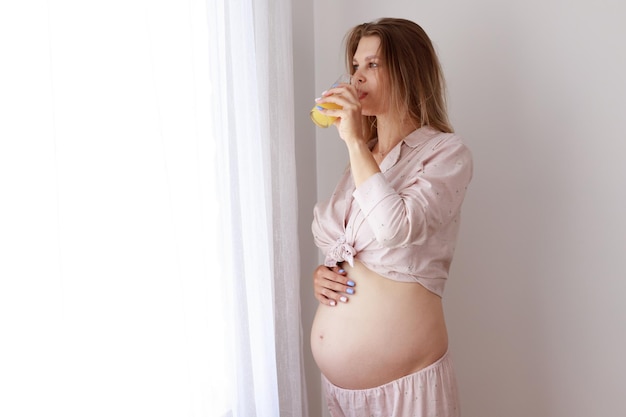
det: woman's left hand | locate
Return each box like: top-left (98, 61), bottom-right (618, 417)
top-left (316, 81), bottom-right (380, 188)
top-left (315, 82), bottom-right (365, 146)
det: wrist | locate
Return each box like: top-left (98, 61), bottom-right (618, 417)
top-left (345, 138), bottom-right (369, 155)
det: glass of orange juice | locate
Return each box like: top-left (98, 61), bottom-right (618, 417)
top-left (310, 74), bottom-right (352, 128)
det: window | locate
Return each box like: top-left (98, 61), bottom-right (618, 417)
top-left (0, 1), bottom-right (304, 416)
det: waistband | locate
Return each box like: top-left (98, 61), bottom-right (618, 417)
top-left (322, 350), bottom-right (452, 393)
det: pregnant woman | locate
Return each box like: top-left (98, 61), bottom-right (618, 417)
top-left (310, 18), bottom-right (473, 417)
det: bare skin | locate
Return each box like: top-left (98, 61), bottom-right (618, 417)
top-left (311, 260), bottom-right (448, 390)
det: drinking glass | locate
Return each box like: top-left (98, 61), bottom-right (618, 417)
top-left (310, 74), bottom-right (352, 128)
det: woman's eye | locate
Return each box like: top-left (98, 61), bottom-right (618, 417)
top-left (352, 62), bottom-right (379, 71)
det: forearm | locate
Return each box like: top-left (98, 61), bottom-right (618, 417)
top-left (346, 140), bottom-right (380, 187)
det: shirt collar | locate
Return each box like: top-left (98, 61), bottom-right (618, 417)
top-left (370, 125), bottom-right (441, 172)
top-left (403, 125), bottom-right (441, 148)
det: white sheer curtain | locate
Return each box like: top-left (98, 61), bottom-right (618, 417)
top-left (0, 1), bottom-right (306, 416)
top-left (208, 0), bottom-right (307, 415)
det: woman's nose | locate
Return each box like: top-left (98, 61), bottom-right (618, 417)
top-left (353, 69), bottom-right (365, 84)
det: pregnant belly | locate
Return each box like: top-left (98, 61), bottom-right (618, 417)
top-left (310, 260), bottom-right (448, 389)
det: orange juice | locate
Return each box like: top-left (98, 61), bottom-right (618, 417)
top-left (310, 102), bottom-right (342, 128)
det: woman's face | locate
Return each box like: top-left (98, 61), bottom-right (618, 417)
top-left (352, 36), bottom-right (389, 117)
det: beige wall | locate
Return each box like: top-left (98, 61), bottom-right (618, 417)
top-left (297, 1), bottom-right (626, 416)
top-left (291, 3), bottom-right (322, 417)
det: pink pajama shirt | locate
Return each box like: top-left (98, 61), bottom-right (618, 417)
top-left (313, 126), bottom-right (472, 416)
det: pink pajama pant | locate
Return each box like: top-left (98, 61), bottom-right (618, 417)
top-left (322, 351), bottom-right (461, 417)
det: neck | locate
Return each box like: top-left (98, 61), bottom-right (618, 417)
top-left (375, 115), bottom-right (419, 155)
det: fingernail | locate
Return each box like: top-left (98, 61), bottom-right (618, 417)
top-left (340, 296), bottom-right (348, 303)
top-left (338, 269), bottom-right (345, 274)
top-left (330, 300), bottom-right (336, 306)
top-left (315, 97), bottom-right (322, 102)
top-left (347, 280), bottom-right (355, 287)
top-left (321, 90), bottom-right (328, 95)
top-left (316, 105), bottom-right (324, 111)
top-left (346, 287), bottom-right (354, 295)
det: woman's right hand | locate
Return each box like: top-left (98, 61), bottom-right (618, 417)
top-left (313, 265), bottom-right (356, 306)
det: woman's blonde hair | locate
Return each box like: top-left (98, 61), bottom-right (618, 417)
top-left (345, 18), bottom-right (453, 139)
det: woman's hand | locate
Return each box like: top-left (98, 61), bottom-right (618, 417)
top-left (315, 83), bottom-right (364, 146)
top-left (316, 82), bottom-right (379, 188)
top-left (313, 264), bottom-right (356, 306)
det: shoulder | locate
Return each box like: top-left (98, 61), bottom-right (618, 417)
top-left (404, 129), bottom-right (473, 183)
top-left (401, 127), bottom-right (471, 163)
top-left (403, 126), bottom-right (464, 150)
